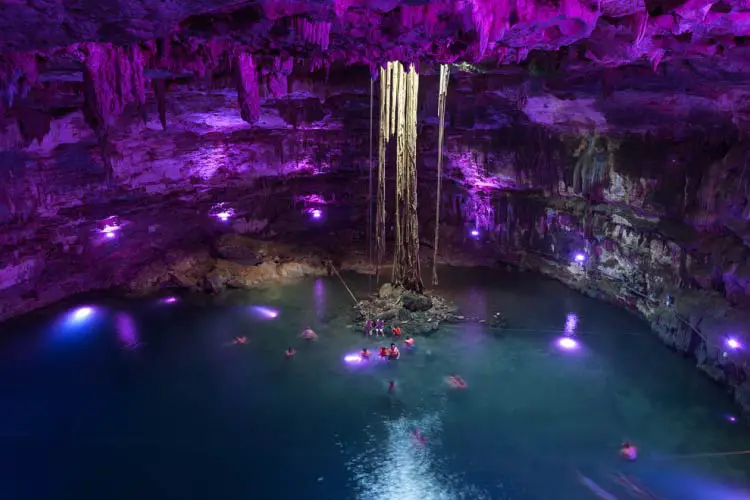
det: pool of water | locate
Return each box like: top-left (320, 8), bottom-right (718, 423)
top-left (0, 267), bottom-right (748, 500)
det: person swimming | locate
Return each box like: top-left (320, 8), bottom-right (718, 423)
top-left (388, 343), bottom-right (400, 359)
top-left (360, 348), bottom-right (371, 359)
top-left (404, 337), bottom-right (414, 347)
top-left (445, 374), bottom-right (467, 389)
top-left (379, 346), bottom-right (388, 358)
top-left (301, 328), bottom-right (318, 341)
top-left (392, 326), bottom-right (401, 337)
top-left (375, 319), bottom-right (384, 336)
top-left (388, 380), bottom-right (396, 393)
top-left (285, 347), bottom-right (296, 359)
top-left (620, 441), bottom-right (638, 461)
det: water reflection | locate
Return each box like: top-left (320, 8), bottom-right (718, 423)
top-left (314, 278), bottom-right (326, 321)
top-left (115, 312), bottom-right (139, 349)
top-left (564, 313), bottom-right (578, 335)
top-left (350, 415), bottom-right (488, 500)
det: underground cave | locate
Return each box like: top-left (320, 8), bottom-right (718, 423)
top-left (2, 0), bottom-right (750, 498)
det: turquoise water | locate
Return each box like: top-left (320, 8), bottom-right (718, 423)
top-left (0, 267), bottom-right (749, 500)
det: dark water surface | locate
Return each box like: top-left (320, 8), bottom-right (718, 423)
top-left (1, 267), bottom-right (749, 500)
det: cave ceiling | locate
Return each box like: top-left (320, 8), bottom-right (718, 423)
top-left (2, 0), bottom-right (750, 139)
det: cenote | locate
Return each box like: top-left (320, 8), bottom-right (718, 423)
top-left (0, 267), bottom-right (748, 500)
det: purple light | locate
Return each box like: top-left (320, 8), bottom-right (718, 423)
top-left (557, 337), bottom-right (579, 350)
top-left (311, 209), bottom-right (322, 219)
top-left (72, 306), bottom-right (94, 322)
top-left (344, 354), bottom-right (363, 364)
top-left (726, 414), bottom-right (737, 423)
top-left (97, 217), bottom-right (122, 239)
top-left (251, 306), bottom-right (279, 319)
top-left (115, 312), bottom-right (139, 347)
top-left (60, 306), bottom-right (99, 331)
top-left (160, 296), bottom-right (178, 304)
top-left (574, 253), bottom-right (586, 263)
top-left (726, 337), bottom-right (742, 350)
top-left (209, 203), bottom-right (235, 221)
top-left (470, 229), bottom-right (479, 237)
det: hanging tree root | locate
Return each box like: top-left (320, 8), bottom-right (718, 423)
top-left (432, 64), bottom-right (449, 285)
top-left (377, 61), bottom-right (423, 294)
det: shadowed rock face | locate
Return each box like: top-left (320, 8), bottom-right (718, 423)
top-left (0, 0), bottom-right (750, 411)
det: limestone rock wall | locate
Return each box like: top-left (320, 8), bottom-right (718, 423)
top-left (487, 178), bottom-right (750, 413)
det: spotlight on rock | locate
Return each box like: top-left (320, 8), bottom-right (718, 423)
top-left (726, 414), bottom-right (737, 423)
top-left (160, 296), bottom-right (178, 304)
top-left (726, 337), bottom-right (742, 350)
top-left (556, 336), bottom-right (579, 350)
top-left (97, 216), bottom-right (122, 239)
top-left (574, 253), bottom-right (586, 263)
top-left (311, 208), bottom-right (322, 219)
top-left (470, 229), bottom-right (479, 238)
top-left (209, 203), bottom-right (235, 222)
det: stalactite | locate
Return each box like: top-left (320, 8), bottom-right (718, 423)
top-left (236, 53), bottom-right (260, 124)
top-left (295, 18), bottom-right (332, 51)
top-left (81, 43), bottom-right (146, 135)
top-left (152, 79), bottom-right (167, 130)
top-left (432, 64), bottom-right (449, 285)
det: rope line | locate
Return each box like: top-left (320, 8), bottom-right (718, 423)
top-left (657, 449), bottom-right (750, 460)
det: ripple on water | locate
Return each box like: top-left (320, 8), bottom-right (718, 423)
top-left (346, 414), bottom-right (493, 500)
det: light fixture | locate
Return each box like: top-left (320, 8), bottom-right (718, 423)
top-left (557, 337), bottom-right (579, 350)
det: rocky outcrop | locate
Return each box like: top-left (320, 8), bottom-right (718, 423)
top-left (484, 159), bottom-right (750, 414)
top-left (127, 235), bottom-right (331, 295)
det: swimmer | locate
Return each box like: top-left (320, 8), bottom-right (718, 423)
top-left (392, 326), bottom-right (402, 337)
top-left (389, 343), bottom-right (400, 359)
top-left (619, 441), bottom-right (638, 461)
top-left (360, 348), bottom-right (371, 359)
top-left (285, 347), bottom-right (296, 359)
top-left (379, 346), bottom-right (388, 358)
top-left (388, 380), bottom-right (396, 393)
top-left (404, 337), bottom-right (414, 347)
top-left (233, 336), bottom-right (248, 345)
top-left (375, 319), bottom-right (384, 336)
top-left (445, 374), bottom-right (467, 389)
top-left (301, 328), bottom-right (318, 341)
